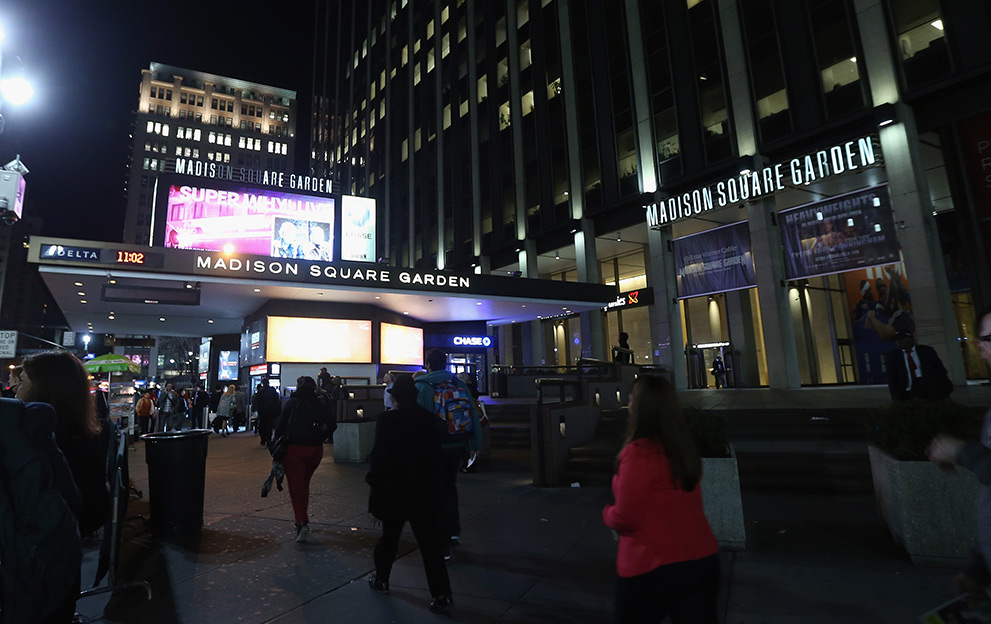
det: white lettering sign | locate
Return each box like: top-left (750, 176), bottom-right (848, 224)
top-left (453, 336), bottom-right (492, 347)
top-left (646, 136), bottom-right (878, 227)
top-left (0, 331), bottom-right (16, 358)
top-left (174, 157), bottom-right (334, 194)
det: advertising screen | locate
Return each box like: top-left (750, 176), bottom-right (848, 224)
top-left (267, 316), bottom-right (372, 363)
top-left (380, 323), bottom-right (424, 365)
top-left (341, 195), bottom-right (376, 262)
top-left (218, 350), bottom-right (239, 380)
top-left (163, 184), bottom-right (335, 260)
top-left (198, 341), bottom-right (211, 373)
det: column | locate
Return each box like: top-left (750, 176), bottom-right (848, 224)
top-left (724, 289), bottom-right (760, 387)
top-left (575, 218), bottom-right (606, 360)
top-left (854, 0), bottom-right (967, 384)
top-left (645, 227), bottom-right (688, 389)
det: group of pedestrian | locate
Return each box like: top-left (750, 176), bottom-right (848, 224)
top-left (132, 383), bottom-right (210, 434)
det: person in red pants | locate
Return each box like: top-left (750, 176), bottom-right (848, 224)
top-left (273, 376), bottom-right (334, 542)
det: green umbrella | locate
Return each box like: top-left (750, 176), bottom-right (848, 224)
top-left (84, 353), bottom-right (141, 374)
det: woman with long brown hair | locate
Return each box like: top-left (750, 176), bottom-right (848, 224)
top-left (17, 350), bottom-right (110, 537)
top-left (603, 375), bottom-right (719, 623)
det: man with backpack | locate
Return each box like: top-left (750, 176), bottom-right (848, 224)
top-left (415, 349), bottom-right (482, 559)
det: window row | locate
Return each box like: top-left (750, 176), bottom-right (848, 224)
top-left (267, 141), bottom-right (288, 155)
top-left (208, 131), bottom-right (233, 146)
top-left (176, 127), bottom-right (203, 141)
top-left (180, 92), bottom-right (205, 107)
top-left (174, 146), bottom-right (201, 159)
top-left (212, 98), bottom-right (235, 112)
top-left (149, 86), bottom-right (172, 100)
top-left (146, 121), bottom-right (170, 137)
top-left (142, 158), bottom-right (166, 171)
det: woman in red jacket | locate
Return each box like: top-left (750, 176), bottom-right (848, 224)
top-left (603, 375), bottom-right (719, 623)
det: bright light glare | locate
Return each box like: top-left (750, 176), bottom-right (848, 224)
top-left (1, 77), bottom-right (33, 105)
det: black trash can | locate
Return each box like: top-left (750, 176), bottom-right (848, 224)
top-left (141, 429), bottom-right (211, 538)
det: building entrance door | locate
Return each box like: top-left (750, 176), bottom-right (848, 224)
top-left (448, 353), bottom-right (486, 394)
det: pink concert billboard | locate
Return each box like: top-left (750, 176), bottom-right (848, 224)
top-left (163, 184), bottom-right (336, 260)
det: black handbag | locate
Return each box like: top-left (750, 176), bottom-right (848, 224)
top-left (268, 403), bottom-right (297, 461)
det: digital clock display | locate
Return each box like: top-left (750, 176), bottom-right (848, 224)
top-left (117, 251), bottom-right (146, 264)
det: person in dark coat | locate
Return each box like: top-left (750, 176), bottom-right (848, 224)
top-left (273, 376), bottom-right (334, 542)
top-left (883, 330), bottom-right (953, 401)
top-left (253, 378), bottom-right (281, 446)
top-left (366, 375), bottom-right (453, 613)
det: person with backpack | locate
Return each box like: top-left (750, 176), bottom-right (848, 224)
top-left (135, 391), bottom-right (155, 435)
top-left (0, 397), bottom-right (84, 624)
top-left (366, 375), bottom-right (453, 613)
top-left (272, 376), bottom-right (335, 542)
top-left (415, 349), bottom-right (482, 559)
top-left (254, 378), bottom-right (282, 447)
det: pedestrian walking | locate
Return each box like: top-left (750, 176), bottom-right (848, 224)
top-left (232, 385), bottom-right (247, 432)
top-left (414, 349), bottom-right (482, 558)
top-left (254, 378), bottom-right (281, 446)
top-left (928, 305), bottom-right (991, 605)
top-left (135, 391), bottom-right (155, 435)
top-left (191, 384), bottom-right (209, 429)
top-left (603, 375), bottom-right (719, 624)
top-left (159, 382), bottom-right (184, 432)
top-left (382, 372), bottom-right (396, 411)
top-left (711, 356), bottom-right (726, 389)
top-left (273, 376), bottom-right (334, 542)
top-left (317, 367), bottom-right (332, 392)
top-left (214, 385), bottom-right (235, 436)
top-left (366, 375), bottom-right (453, 613)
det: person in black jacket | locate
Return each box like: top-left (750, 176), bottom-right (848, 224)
top-left (883, 330), bottom-right (953, 401)
top-left (366, 375), bottom-right (454, 613)
top-left (253, 378), bottom-right (281, 446)
top-left (273, 376), bottom-right (333, 542)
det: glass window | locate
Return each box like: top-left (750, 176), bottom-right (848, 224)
top-left (891, 0), bottom-right (949, 89)
top-left (809, 0), bottom-right (864, 117)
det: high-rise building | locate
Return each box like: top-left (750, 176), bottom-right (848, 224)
top-left (320, 1), bottom-right (991, 389)
top-left (124, 63), bottom-right (298, 245)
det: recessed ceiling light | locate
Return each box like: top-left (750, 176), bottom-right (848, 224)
top-left (77, 292), bottom-right (85, 296)
top-left (185, 284), bottom-right (193, 289)
top-left (208, 319), bottom-right (214, 324)
top-left (476, 302), bottom-right (482, 306)
top-left (74, 282), bottom-right (83, 287)
top-left (159, 317), bottom-right (166, 322)
top-left (80, 300), bottom-right (87, 304)
top-left (108, 315), bottom-right (115, 320)
top-left (403, 311), bottom-right (409, 315)
top-left (109, 279), bottom-right (117, 284)
top-left (253, 288), bottom-right (261, 293)
top-left (522, 305), bottom-right (526, 308)
top-left (374, 296), bottom-right (381, 300)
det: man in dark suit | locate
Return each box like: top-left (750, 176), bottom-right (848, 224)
top-left (884, 330), bottom-right (953, 401)
top-left (365, 375), bottom-right (454, 613)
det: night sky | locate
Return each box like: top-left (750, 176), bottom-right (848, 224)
top-left (2, 0), bottom-right (315, 242)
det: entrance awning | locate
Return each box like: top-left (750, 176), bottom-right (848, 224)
top-left (30, 237), bottom-right (617, 337)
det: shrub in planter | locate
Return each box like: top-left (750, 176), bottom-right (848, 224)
top-left (874, 399), bottom-right (975, 461)
top-left (683, 407), bottom-right (730, 459)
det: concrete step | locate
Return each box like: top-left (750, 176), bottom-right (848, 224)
top-left (489, 423), bottom-right (531, 449)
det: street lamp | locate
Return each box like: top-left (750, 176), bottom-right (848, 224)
top-left (0, 77), bottom-right (32, 106)
top-left (82, 334), bottom-right (91, 350)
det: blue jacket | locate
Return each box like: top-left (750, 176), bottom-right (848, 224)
top-left (414, 370), bottom-right (483, 451)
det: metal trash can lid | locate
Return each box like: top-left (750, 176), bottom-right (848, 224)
top-left (140, 429), bottom-right (214, 441)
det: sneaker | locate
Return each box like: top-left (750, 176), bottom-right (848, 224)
top-left (295, 523), bottom-right (310, 543)
top-left (368, 572), bottom-right (390, 594)
top-left (428, 595), bottom-right (454, 613)
top-left (443, 545), bottom-right (451, 561)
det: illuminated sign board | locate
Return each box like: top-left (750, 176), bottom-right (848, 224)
top-left (218, 351), bottom-right (239, 380)
top-left (452, 336), bottom-right (493, 347)
top-left (604, 288), bottom-right (654, 311)
top-left (0, 172), bottom-right (26, 219)
top-left (341, 195), bottom-right (376, 262)
top-left (249, 364), bottom-right (269, 376)
top-left (266, 316), bottom-right (372, 363)
top-left (198, 341), bottom-right (210, 373)
top-left (380, 323), bottom-right (424, 365)
top-left (40, 244), bottom-right (166, 268)
top-left (173, 157), bottom-right (333, 194)
top-left (164, 184), bottom-right (336, 260)
top-left (645, 136), bottom-right (880, 227)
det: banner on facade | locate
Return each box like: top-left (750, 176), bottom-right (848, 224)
top-left (779, 185), bottom-right (899, 280)
top-left (672, 221), bottom-right (756, 299)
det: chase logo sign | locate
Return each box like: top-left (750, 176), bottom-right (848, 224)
top-left (452, 336), bottom-right (493, 347)
top-left (41, 244), bottom-right (101, 261)
top-left (341, 195), bottom-right (376, 262)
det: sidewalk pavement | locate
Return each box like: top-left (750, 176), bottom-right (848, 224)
top-left (76, 432), bottom-right (971, 623)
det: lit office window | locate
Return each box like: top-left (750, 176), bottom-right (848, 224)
top-left (193, 129), bottom-right (202, 141)
top-left (443, 104), bottom-right (452, 129)
top-left (162, 124), bottom-right (170, 137)
top-left (224, 135), bottom-right (232, 147)
top-left (146, 121), bottom-right (154, 133)
top-left (209, 132), bottom-right (216, 144)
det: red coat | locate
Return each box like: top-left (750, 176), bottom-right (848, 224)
top-left (602, 438), bottom-right (718, 577)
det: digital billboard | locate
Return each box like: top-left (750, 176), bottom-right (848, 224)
top-left (218, 350), bottom-right (239, 380)
top-left (341, 195), bottom-right (376, 261)
top-left (267, 316), bottom-right (372, 363)
top-left (380, 323), bottom-right (424, 365)
top-left (198, 340), bottom-right (211, 373)
top-left (163, 184), bottom-right (335, 260)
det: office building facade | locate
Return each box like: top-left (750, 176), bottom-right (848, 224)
top-left (318, 0), bottom-right (990, 389)
top-left (124, 63), bottom-right (298, 245)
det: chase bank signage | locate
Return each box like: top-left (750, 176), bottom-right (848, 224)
top-left (453, 336), bottom-right (493, 348)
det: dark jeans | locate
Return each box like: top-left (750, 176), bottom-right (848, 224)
top-left (374, 513), bottom-right (452, 598)
top-left (137, 415), bottom-right (151, 435)
top-left (258, 412), bottom-right (277, 445)
top-left (440, 447), bottom-right (465, 539)
top-left (614, 554), bottom-right (720, 624)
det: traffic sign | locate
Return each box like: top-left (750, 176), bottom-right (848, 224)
top-left (0, 331), bottom-right (17, 358)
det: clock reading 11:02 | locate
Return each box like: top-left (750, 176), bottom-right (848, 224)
top-left (116, 250), bottom-right (147, 264)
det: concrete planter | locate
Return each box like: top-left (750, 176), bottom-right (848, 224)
top-left (701, 446), bottom-right (747, 550)
top-left (333, 420), bottom-right (377, 463)
top-left (869, 444), bottom-right (979, 564)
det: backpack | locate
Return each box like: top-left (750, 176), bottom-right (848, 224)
top-left (0, 398), bottom-right (82, 623)
top-left (135, 396), bottom-right (153, 417)
top-left (431, 375), bottom-right (475, 441)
